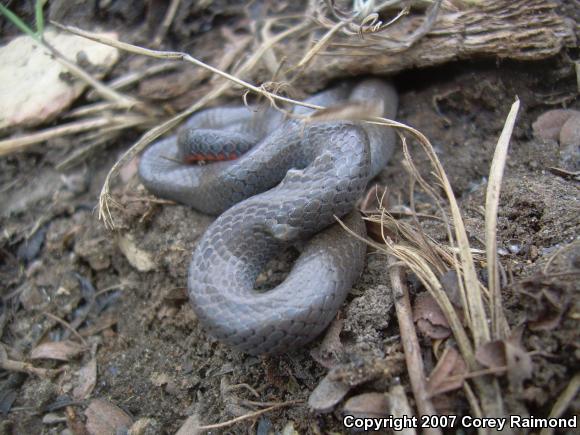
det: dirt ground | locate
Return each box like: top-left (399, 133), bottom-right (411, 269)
top-left (0, 1), bottom-right (578, 434)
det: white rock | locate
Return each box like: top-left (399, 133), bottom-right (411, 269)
top-left (0, 27), bottom-right (119, 131)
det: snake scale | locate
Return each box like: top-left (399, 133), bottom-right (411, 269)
top-left (139, 78), bottom-right (398, 354)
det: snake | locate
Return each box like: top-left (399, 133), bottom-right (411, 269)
top-left (139, 78), bottom-right (398, 355)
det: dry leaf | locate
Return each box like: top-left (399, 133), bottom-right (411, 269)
top-left (79, 312), bottom-right (119, 337)
top-left (150, 372), bottom-right (171, 387)
top-left (504, 330), bottom-right (533, 391)
top-left (388, 383), bottom-right (416, 429)
top-left (532, 109), bottom-right (579, 141)
top-left (343, 393), bottom-right (390, 418)
top-left (175, 414), bottom-right (203, 435)
top-left (559, 112), bottom-right (580, 147)
top-left (310, 317), bottom-right (344, 369)
top-left (518, 273), bottom-right (572, 332)
top-left (476, 340), bottom-right (506, 368)
top-left (281, 421), bottom-right (300, 435)
top-left (66, 405), bottom-right (88, 434)
top-left (73, 356), bottom-right (97, 400)
top-left (128, 418), bottom-right (159, 435)
top-left (42, 413), bottom-right (67, 424)
top-left (475, 328), bottom-right (532, 391)
top-left (528, 288), bottom-right (566, 331)
top-left (439, 270), bottom-right (462, 308)
top-left (85, 399), bottom-right (132, 435)
top-left (426, 347), bottom-right (467, 397)
top-left (30, 340), bottom-right (85, 361)
top-left (0, 388), bottom-right (17, 414)
top-left (308, 373), bottom-right (351, 413)
top-left (413, 292), bottom-right (451, 339)
top-left (117, 234), bottom-right (156, 272)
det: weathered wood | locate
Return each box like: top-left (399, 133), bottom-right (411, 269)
top-left (299, 0), bottom-right (576, 85)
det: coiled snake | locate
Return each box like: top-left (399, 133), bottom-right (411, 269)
top-left (139, 79), bottom-right (398, 354)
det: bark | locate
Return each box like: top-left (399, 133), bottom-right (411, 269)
top-left (301, 0), bottom-right (576, 85)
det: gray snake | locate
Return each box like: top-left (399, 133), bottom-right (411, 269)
top-left (139, 79), bottom-right (398, 354)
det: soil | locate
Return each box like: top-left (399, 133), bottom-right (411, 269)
top-left (0, 1), bottom-right (578, 434)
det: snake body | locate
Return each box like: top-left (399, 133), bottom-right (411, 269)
top-left (139, 79), bottom-right (398, 354)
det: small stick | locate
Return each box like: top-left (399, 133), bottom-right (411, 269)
top-left (0, 358), bottom-right (63, 378)
top-left (152, 0), bottom-right (181, 47)
top-left (197, 400), bottom-right (302, 430)
top-left (42, 311), bottom-right (88, 346)
top-left (0, 345), bottom-right (62, 378)
top-left (387, 253), bottom-right (442, 435)
top-left (85, 62), bottom-right (180, 101)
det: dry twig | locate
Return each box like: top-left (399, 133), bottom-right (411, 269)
top-left (42, 312), bottom-right (88, 346)
top-left (197, 400), bottom-right (302, 430)
top-left (0, 344), bottom-right (62, 378)
top-left (387, 254), bottom-right (441, 435)
top-left (152, 0), bottom-right (182, 47)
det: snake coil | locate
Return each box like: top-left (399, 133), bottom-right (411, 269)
top-left (139, 79), bottom-right (398, 354)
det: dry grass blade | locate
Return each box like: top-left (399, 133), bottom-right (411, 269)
top-left (51, 22), bottom-right (317, 110)
top-left (485, 98), bottom-right (519, 340)
top-left (42, 312), bottom-right (88, 346)
top-left (152, 0), bottom-right (181, 47)
top-left (295, 19), bottom-right (348, 70)
top-left (419, 133), bottom-right (490, 348)
top-left (86, 62), bottom-right (180, 101)
top-left (338, 98), bottom-right (526, 419)
top-left (319, 0), bottom-right (442, 53)
top-left (64, 101), bottom-right (129, 119)
top-left (539, 373), bottom-right (580, 435)
top-left (401, 141), bottom-right (493, 312)
top-left (0, 115), bottom-right (147, 156)
top-left (0, 351), bottom-right (63, 378)
top-left (55, 130), bottom-right (124, 170)
top-left (336, 217), bottom-right (474, 364)
top-left (307, 100), bottom-right (384, 123)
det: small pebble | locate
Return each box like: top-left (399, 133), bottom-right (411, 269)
top-left (559, 113), bottom-right (580, 147)
top-left (497, 247), bottom-right (510, 256)
top-left (507, 239), bottom-right (523, 255)
top-left (532, 109), bottom-right (579, 141)
top-left (532, 109), bottom-right (580, 171)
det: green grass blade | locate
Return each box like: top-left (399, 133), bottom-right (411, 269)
top-left (0, 4), bottom-right (38, 39)
top-left (34, 0), bottom-right (46, 37)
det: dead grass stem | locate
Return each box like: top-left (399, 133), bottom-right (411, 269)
top-left (0, 115), bottom-right (148, 156)
top-left (341, 97), bottom-right (520, 421)
top-left (539, 373), bottom-right (580, 435)
top-left (485, 99), bottom-right (520, 340)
